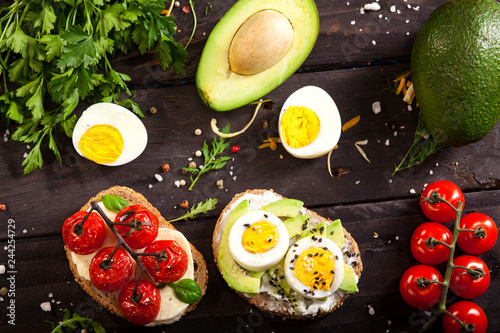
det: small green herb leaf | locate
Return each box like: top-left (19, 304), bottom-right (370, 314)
top-left (101, 195), bottom-right (128, 212)
top-left (168, 198), bottom-right (218, 223)
top-left (168, 279), bottom-right (202, 304)
top-left (47, 308), bottom-right (107, 333)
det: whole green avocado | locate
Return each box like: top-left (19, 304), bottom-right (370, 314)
top-left (411, 0), bottom-right (500, 147)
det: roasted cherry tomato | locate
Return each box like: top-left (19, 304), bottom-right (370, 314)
top-left (90, 247), bottom-right (133, 292)
top-left (420, 180), bottom-right (465, 223)
top-left (457, 212), bottom-right (498, 255)
top-left (411, 222), bottom-right (452, 265)
top-left (399, 265), bottom-right (443, 309)
top-left (450, 255), bottom-right (490, 300)
top-left (114, 204), bottom-right (159, 249)
top-left (119, 280), bottom-right (161, 325)
top-left (142, 240), bottom-right (188, 284)
top-left (442, 301), bottom-right (487, 333)
top-left (62, 211), bottom-right (106, 255)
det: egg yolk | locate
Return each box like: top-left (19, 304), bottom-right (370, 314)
top-left (293, 247), bottom-right (335, 292)
top-left (242, 221), bottom-right (279, 254)
top-left (78, 124), bottom-right (124, 164)
top-left (280, 106), bottom-right (320, 148)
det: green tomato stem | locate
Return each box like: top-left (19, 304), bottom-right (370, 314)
top-left (422, 200), bottom-right (464, 331)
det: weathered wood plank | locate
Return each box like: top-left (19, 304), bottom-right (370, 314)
top-left (1, 63), bottom-right (499, 239)
top-left (1, 191), bottom-right (498, 332)
top-left (110, 0), bottom-right (450, 87)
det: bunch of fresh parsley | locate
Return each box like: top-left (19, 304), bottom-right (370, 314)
top-left (0, 0), bottom-right (187, 174)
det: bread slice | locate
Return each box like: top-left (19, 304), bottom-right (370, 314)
top-left (213, 189), bottom-right (362, 319)
top-left (65, 186), bottom-right (208, 324)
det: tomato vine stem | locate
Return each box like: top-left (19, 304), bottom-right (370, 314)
top-left (421, 200), bottom-right (464, 331)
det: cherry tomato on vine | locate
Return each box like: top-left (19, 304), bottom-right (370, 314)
top-left (142, 240), bottom-right (189, 284)
top-left (442, 301), bottom-right (487, 333)
top-left (399, 265), bottom-right (443, 309)
top-left (449, 255), bottom-right (490, 300)
top-left (119, 279), bottom-right (161, 325)
top-left (90, 247), bottom-right (133, 292)
top-left (457, 212), bottom-right (498, 255)
top-left (411, 222), bottom-right (452, 265)
top-left (62, 211), bottom-right (106, 255)
top-left (114, 204), bottom-right (159, 249)
top-left (420, 180), bottom-right (465, 223)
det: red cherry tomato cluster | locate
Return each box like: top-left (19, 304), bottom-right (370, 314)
top-left (63, 203), bottom-right (189, 325)
top-left (400, 180), bottom-right (497, 333)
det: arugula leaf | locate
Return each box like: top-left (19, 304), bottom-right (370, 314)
top-left (168, 198), bottom-right (218, 223)
top-left (47, 308), bottom-right (107, 333)
top-left (183, 124), bottom-right (231, 191)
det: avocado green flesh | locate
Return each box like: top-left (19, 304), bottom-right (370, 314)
top-left (268, 258), bottom-right (291, 296)
top-left (283, 215), bottom-right (310, 237)
top-left (263, 199), bottom-right (304, 217)
top-left (196, 0), bottom-right (319, 111)
top-left (326, 219), bottom-right (345, 248)
top-left (299, 220), bottom-right (327, 239)
top-left (339, 264), bottom-right (358, 292)
top-left (218, 200), bottom-right (261, 293)
top-left (411, 0), bottom-right (500, 147)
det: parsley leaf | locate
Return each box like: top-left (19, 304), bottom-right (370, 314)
top-left (0, 0), bottom-right (187, 174)
top-left (168, 198), bottom-right (218, 223)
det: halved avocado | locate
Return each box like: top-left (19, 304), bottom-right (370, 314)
top-left (196, 0), bottom-right (319, 111)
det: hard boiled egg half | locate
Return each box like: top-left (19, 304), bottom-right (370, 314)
top-left (72, 103), bottom-right (148, 166)
top-left (278, 86), bottom-right (341, 159)
top-left (228, 210), bottom-right (289, 272)
top-left (284, 236), bottom-right (344, 299)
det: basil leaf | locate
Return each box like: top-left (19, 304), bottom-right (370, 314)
top-left (169, 279), bottom-right (202, 304)
top-left (101, 194), bottom-right (128, 212)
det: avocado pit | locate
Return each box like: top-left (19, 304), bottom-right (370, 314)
top-left (229, 10), bottom-right (294, 75)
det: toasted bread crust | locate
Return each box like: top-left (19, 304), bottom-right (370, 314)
top-left (65, 186), bottom-right (208, 323)
top-left (213, 189), bottom-right (362, 319)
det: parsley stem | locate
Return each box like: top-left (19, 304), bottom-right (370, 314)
top-left (184, 0), bottom-right (196, 49)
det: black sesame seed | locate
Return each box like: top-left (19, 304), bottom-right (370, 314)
top-left (335, 255), bottom-right (339, 260)
top-left (293, 243), bottom-right (299, 247)
top-left (264, 214), bottom-right (268, 218)
top-left (353, 261), bottom-right (359, 267)
top-left (314, 271), bottom-right (318, 275)
top-left (244, 223), bottom-right (251, 228)
top-left (308, 254), bottom-right (313, 257)
top-left (318, 238), bottom-right (323, 243)
top-left (322, 282), bottom-right (326, 285)
top-left (330, 231), bottom-right (334, 235)
top-left (319, 227), bottom-right (324, 233)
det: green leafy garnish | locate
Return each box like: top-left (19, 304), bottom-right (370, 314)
top-left (183, 124), bottom-right (231, 191)
top-left (101, 195), bottom-right (128, 213)
top-left (0, 0), bottom-right (187, 174)
top-left (392, 112), bottom-right (445, 176)
top-left (168, 198), bottom-right (218, 223)
top-left (168, 279), bottom-right (202, 304)
top-left (47, 308), bottom-right (106, 333)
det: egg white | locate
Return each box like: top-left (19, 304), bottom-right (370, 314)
top-left (72, 103), bottom-right (148, 166)
top-left (284, 236), bottom-right (344, 299)
top-left (228, 210), bottom-right (289, 272)
top-left (278, 86), bottom-right (341, 159)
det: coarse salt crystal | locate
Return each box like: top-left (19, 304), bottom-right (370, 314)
top-left (372, 40), bottom-right (377, 45)
top-left (410, 189), bottom-right (416, 194)
top-left (23, 229), bottom-right (27, 234)
top-left (385, 139), bottom-right (390, 146)
top-left (0, 265), bottom-right (5, 274)
top-left (368, 305), bottom-right (375, 315)
top-left (351, 20), bottom-right (356, 25)
top-left (49, 293), bottom-right (53, 298)
top-left (364, 2), bottom-right (381, 10)
top-left (390, 5), bottom-right (396, 12)
top-left (155, 174), bottom-right (163, 182)
top-left (429, 170), bottom-right (434, 175)
top-left (148, 184), bottom-right (153, 189)
top-left (174, 180), bottom-right (181, 187)
top-left (40, 302), bottom-right (51, 312)
top-left (394, 131), bottom-right (398, 137)
top-left (407, 105), bottom-right (413, 111)
top-left (372, 101), bottom-right (382, 114)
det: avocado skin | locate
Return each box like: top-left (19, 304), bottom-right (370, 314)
top-left (411, 0), bottom-right (500, 147)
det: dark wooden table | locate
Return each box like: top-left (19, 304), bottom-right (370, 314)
top-left (1, 0), bottom-right (499, 332)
